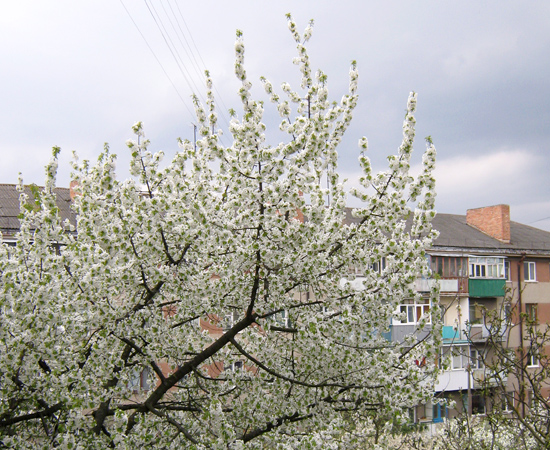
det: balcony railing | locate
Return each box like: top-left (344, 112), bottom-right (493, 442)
top-left (442, 324), bottom-right (507, 343)
top-left (467, 323), bottom-right (508, 342)
top-left (414, 277), bottom-right (468, 294)
top-left (442, 325), bottom-right (464, 342)
top-left (468, 278), bottom-right (506, 298)
top-left (415, 278), bottom-right (457, 293)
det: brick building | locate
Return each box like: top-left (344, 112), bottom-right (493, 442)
top-left (2, 184), bottom-right (549, 426)
top-left (410, 205), bottom-right (550, 423)
top-left (344, 204), bottom-right (550, 424)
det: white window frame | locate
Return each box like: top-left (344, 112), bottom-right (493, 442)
top-left (394, 300), bottom-right (430, 325)
top-left (470, 348), bottom-right (484, 370)
top-left (224, 311), bottom-right (240, 330)
top-left (527, 349), bottom-right (539, 368)
top-left (502, 392), bottom-right (514, 413)
top-left (526, 303), bottom-right (538, 323)
top-left (471, 394), bottom-right (486, 415)
top-left (524, 261), bottom-right (536, 282)
top-left (128, 367), bottom-right (151, 392)
top-left (504, 303), bottom-right (513, 325)
top-left (371, 257), bottom-right (387, 274)
top-left (225, 361), bottom-right (244, 372)
top-left (449, 345), bottom-right (469, 370)
top-left (469, 256), bottom-right (505, 279)
top-left (279, 310), bottom-right (291, 328)
top-left (452, 350), bottom-right (465, 370)
top-left (348, 258), bottom-right (387, 276)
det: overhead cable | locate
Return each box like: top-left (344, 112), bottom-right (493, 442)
top-left (118, 0), bottom-right (195, 121)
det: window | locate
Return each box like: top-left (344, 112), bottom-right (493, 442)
top-left (430, 256), bottom-right (468, 278)
top-left (417, 402), bottom-right (433, 421)
top-left (471, 395), bottom-right (486, 415)
top-left (128, 367), bottom-right (152, 392)
top-left (446, 346), bottom-right (483, 370)
top-left (527, 348), bottom-right (538, 367)
top-left (371, 257), bottom-right (387, 274)
top-left (524, 262), bottom-right (536, 282)
top-left (269, 310), bottom-right (293, 329)
top-left (452, 351), bottom-right (465, 370)
top-left (503, 302), bottom-right (513, 326)
top-left (278, 310), bottom-right (292, 328)
top-left (395, 299), bottom-right (430, 324)
top-left (469, 302), bottom-right (483, 325)
top-left (432, 403), bottom-right (445, 423)
top-left (449, 346), bottom-right (468, 370)
top-left (526, 304), bottom-right (538, 323)
top-left (225, 361), bottom-right (243, 372)
top-left (470, 348), bottom-right (484, 370)
top-left (408, 407), bottom-right (416, 424)
top-left (224, 311), bottom-right (240, 330)
top-left (502, 392), bottom-right (514, 413)
top-left (504, 261), bottom-right (511, 281)
top-left (348, 258), bottom-right (386, 276)
top-left (469, 257), bottom-right (505, 279)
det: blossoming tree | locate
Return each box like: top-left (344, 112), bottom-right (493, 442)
top-left (0, 17), bottom-right (438, 449)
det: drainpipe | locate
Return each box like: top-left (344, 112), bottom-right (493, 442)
top-left (518, 254), bottom-right (525, 419)
top-left (467, 362), bottom-right (472, 417)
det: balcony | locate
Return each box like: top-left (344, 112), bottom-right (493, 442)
top-left (380, 326), bottom-right (392, 342)
top-left (468, 323), bottom-right (490, 342)
top-left (442, 325), bottom-right (467, 343)
top-left (415, 278), bottom-right (459, 293)
top-left (467, 323), bottom-right (507, 342)
top-left (472, 369), bottom-right (507, 389)
top-left (468, 279), bottom-right (505, 298)
top-left (435, 369), bottom-right (470, 392)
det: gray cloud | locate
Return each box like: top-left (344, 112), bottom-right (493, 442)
top-left (1, 0), bottom-right (548, 229)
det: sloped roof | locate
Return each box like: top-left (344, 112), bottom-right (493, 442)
top-left (345, 208), bottom-right (550, 256)
top-left (0, 184), bottom-right (74, 238)
top-left (431, 213), bottom-right (550, 255)
top-left (3, 189), bottom-right (550, 256)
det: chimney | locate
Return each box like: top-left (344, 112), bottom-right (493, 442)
top-left (466, 204), bottom-right (511, 243)
top-left (69, 180), bottom-right (79, 201)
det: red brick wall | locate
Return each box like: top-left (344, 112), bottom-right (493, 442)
top-left (466, 204), bottom-right (510, 243)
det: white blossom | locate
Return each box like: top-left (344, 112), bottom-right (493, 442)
top-left (0, 18), bottom-right (438, 449)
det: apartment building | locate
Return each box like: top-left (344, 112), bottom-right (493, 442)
top-left (2, 184), bottom-right (549, 426)
top-left (414, 205), bottom-right (550, 423)
top-left (345, 204), bottom-right (550, 424)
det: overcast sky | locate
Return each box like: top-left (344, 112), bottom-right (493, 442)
top-left (1, 1), bottom-right (549, 230)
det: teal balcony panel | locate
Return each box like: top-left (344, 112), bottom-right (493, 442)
top-left (442, 325), bottom-right (459, 340)
top-left (468, 279), bottom-right (505, 298)
top-left (381, 326), bottom-right (392, 342)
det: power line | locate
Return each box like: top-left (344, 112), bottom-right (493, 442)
top-left (171, 0), bottom-right (231, 128)
top-left (145, 0), bottom-right (230, 146)
top-left (528, 216), bottom-right (550, 225)
top-left (118, 0), bottom-right (195, 121)
top-left (154, 0), bottom-right (231, 144)
top-left (143, 0), bottom-right (205, 104)
top-left (162, 0), bottom-right (205, 85)
top-left (120, 0), bottom-right (230, 147)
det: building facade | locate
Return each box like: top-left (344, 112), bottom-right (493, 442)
top-left (415, 205), bottom-right (550, 424)
top-left (2, 185), bottom-right (550, 428)
top-left (345, 204), bottom-right (550, 425)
